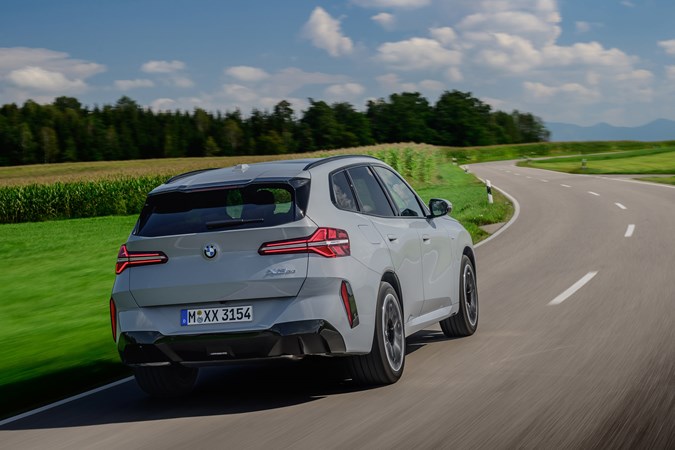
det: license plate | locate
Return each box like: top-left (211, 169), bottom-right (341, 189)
top-left (180, 306), bottom-right (253, 326)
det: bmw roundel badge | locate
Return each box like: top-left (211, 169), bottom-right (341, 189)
top-left (203, 244), bottom-right (217, 259)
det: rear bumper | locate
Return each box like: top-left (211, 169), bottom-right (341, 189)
top-left (118, 319), bottom-right (346, 366)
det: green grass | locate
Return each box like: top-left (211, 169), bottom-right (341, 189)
top-left (0, 162), bottom-right (511, 419)
top-left (517, 146), bottom-right (675, 174)
top-left (637, 176), bottom-right (675, 185)
top-left (416, 163), bottom-right (512, 241)
top-left (443, 140), bottom-right (675, 164)
top-left (0, 216), bottom-right (136, 417)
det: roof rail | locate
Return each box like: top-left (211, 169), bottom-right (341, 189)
top-left (166, 168), bottom-right (219, 184)
top-left (303, 154), bottom-right (381, 170)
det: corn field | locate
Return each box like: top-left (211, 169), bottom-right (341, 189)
top-left (0, 147), bottom-right (439, 224)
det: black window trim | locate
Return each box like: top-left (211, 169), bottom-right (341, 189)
top-left (328, 163), bottom-right (431, 219)
top-left (370, 164), bottom-right (430, 219)
top-left (329, 163), bottom-right (398, 218)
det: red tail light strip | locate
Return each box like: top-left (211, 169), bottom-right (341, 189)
top-left (258, 227), bottom-right (350, 258)
top-left (109, 298), bottom-right (117, 341)
top-left (115, 244), bottom-right (168, 274)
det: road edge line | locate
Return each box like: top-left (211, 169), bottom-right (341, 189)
top-left (0, 376), bottom-right (135, 427)
top-left (475, 180), bottom-right (521, 249)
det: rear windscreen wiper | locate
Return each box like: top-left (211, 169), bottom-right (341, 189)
top-left (206, 218), bottom-right (264, 230)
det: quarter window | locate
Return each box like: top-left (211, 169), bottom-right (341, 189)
top-left (330, 170), bottom-right (358, 212)
top-left (347, 166), bottom-right (395, 216)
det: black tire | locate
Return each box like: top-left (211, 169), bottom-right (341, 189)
top-left (440, 254), bottom-right (478, 337)
top-left (133, 365), bottom-right (199, 398)
top-left (348, 281), bottom-right (405, 385)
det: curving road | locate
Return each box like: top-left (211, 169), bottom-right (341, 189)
top-left (2, 161), bottom-right (674, 448)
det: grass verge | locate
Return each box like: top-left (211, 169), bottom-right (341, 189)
top-left (0, 161), bottom-right (511, 420)
top-left (636, 176), bottom-right (675, 186)
top-left (517, 146), bottom-right (675, 174)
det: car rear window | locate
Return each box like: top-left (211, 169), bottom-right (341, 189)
top-left (136, 182), bottom-right (308, 237)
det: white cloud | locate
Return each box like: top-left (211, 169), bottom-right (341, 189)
top-left (375, 73), bottom-right (444, 93)
top-left (352, 0), bottom-right (430, 9)
top-left (222, 84), bottom-right (259, 103)
top-left (658, 39), bottom-right (675, 56)
top-left (666, 65), bottom-right (675, 80)
top-left (0, 47), bottom-right (105, 77)
top-left (0, 48), bottom-right (105, 104)
top-left (325, 82), bottom-right (366, 97)
top-left (621, 1), bottom-right (635, 7)
top-left (419, 79), bottom-right (445, 91)
top-left (225, 65), bottom-right (270, 82)
top-left (169, 76), bottom-right (194, 88)
top-left (445, 67), bottom-right (463, 82)
top-left (459, 10), bottom-right (561, 44)
top-left (429, 27), bottom-right (458, 46)
top-left (115, 79), bottom-right (154, 90)
top-left (7, 66), bottom-right (86, 92)
top-left (372, 12), bottom-right (395, 29)
top-left (150, 98), bottom-right (176, 111)
top-left (376, 73), bottom-right (417, 92)
top-left (375, 38), bottom-right (462, 70)
top-left (141, 60), bottom-right (186, 73)
top-left (302, 7), bottom-right (353, 57)
top-left (616, 69), bottom-right (653, 83)
top-left (523, 81), bottom-right (599, 102)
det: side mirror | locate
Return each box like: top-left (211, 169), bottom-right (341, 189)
top-left (428, 198), bottom-right (452, 218)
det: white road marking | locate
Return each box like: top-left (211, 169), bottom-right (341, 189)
top-left (625, 224), bottom-right (635, 237)
top-left (526, 176), bottom-right (532, 179)
top-left (588, 191), bottom-right (600, 196)
top-left (561, 184), bottom-right (571, 188)
top-left (548, 272), bottom-right (598, 305)
top-left (615, 202), bottom-right (627, 210)
top-left (0, 376), bottom-right (134, 426)
top-left (540, 179), bottom-right (549, 182)
top-left (514, 173), bottom-right (521, 176)
top-left (474, 182), bottom-right (521, 249)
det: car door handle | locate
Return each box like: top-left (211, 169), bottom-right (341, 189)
top-left (387, 234), bottom-right (398, 242)
top-left (422, 234), bottom-right (431, 242)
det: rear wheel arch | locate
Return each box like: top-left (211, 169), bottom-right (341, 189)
top-left (463, 247), bottom-right (476, 281)
top-left (381, 271), bottom-right (403, 318)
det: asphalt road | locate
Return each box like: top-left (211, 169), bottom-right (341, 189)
top-left (2, 161), bottom-right (674, 449)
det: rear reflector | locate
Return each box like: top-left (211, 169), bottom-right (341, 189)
top-left (110, 298), bottom-right (117, 342)
top-left (340, 280), bottom-right (359, 328)
top-left (115, 244), bottom-right (168, 274)
top-left (259, 227), bottom-right (350, 258)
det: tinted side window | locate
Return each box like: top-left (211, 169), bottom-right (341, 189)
top-left (347, 166), bottom-right (394, 216)
top-left (373, 166), bottom-right (425, 217)
top-left (331, 170), bottom-right (358, 212)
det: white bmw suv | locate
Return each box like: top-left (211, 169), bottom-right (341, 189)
top-left (110, 155), bottom-right (478, 396)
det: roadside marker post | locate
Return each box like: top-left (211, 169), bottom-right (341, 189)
top-left (581, 158), bottom-right (587, 170)
top-left (486, 180), bottom-right (494, 204)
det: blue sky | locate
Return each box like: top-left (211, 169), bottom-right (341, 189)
top-left (2, 0), bottom-right (675, 126)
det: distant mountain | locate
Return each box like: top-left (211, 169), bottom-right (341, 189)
top-left (546, 119), bottom-right (675, 142)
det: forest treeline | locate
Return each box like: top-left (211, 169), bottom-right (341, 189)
top-left (0, 91), bottom-right (549, 166)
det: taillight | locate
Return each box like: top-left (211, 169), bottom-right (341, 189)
top-left (115, 244), bottom-right (168, 274)
top-left (258, 227), bottom-right (350, 257)
top-left (110, 298), bottom-right (117, 341)
top-left (340, 280), bottom-right (359, 328)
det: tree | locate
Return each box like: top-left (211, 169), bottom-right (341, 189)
top-left (513, 111), bottom-right (550, 143)
top-left (431, 90), bottom-right (494, 146)
top-left (41, 126), bottom-right (60, 163)
top-left (204, 136), bottom-right (221, 156)
top-left (301, 99), bottom-right (340, 150)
